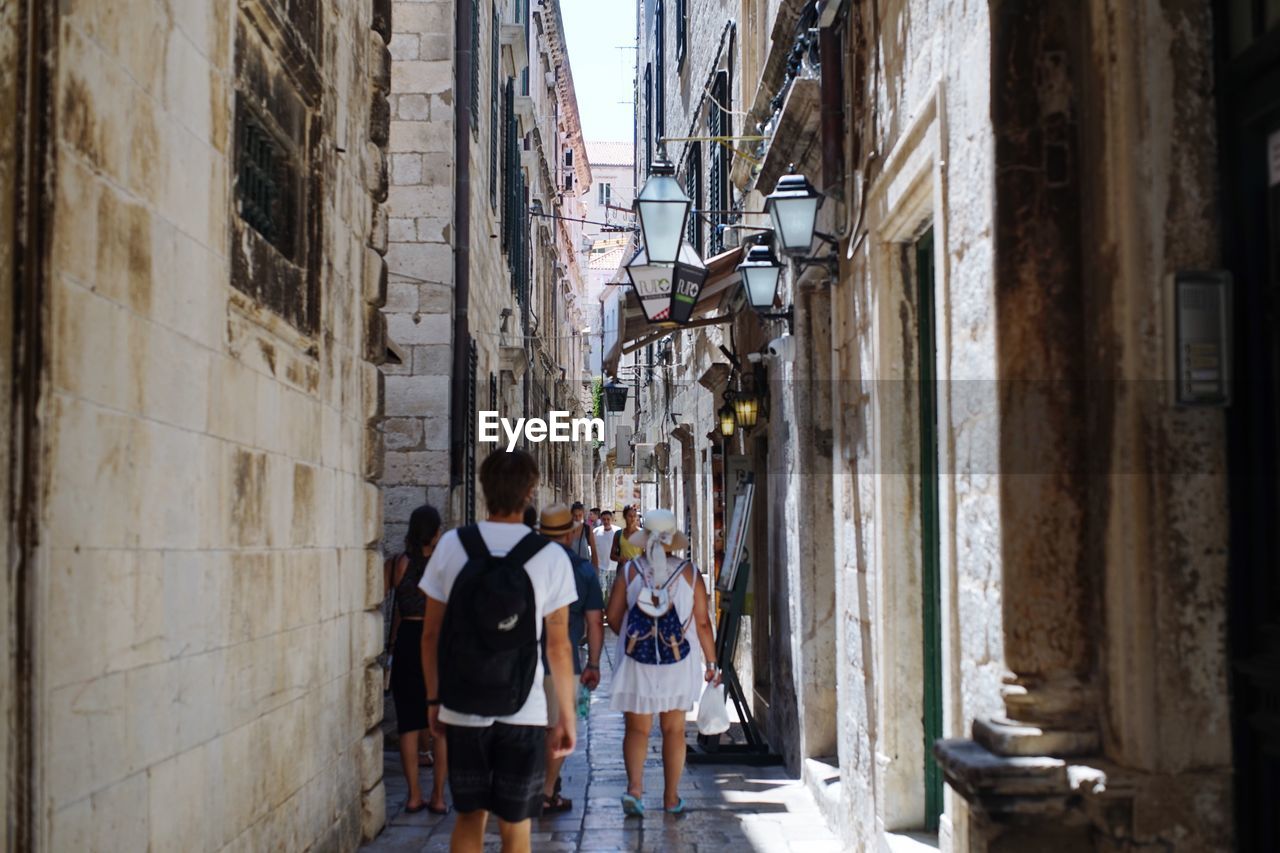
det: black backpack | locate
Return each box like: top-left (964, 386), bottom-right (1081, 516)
top-left (438, 526), bottom-right (547, 716)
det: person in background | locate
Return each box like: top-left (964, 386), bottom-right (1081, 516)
top-left (523, 505), bottom-right (538, 528)
top-left (421, 451), bottom-right (578, 853)
top-left (587, 507), bottom-right (600, 530)
top-left (605, 510), bottom-right (718, 817)
top-left (569, 501), bottom-right (598, 567)
top-left (535, 505), bottom-right (605, 814)
top-left (593, 509), bottom-right (618, 588)
top-left (609, 504), bottom-right (643, 566)
top-left (389, 505), bottom-right (450, 815)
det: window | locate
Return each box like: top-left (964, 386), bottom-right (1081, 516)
top-left (644, 64), bottom-right (653, 170)
top-left (599, 182), bottom-right (612, 207)
top-left (675, 0), bottom-right (687, 67)
top-left (490, 5), bottom-right (499, 209)
top-left (708, 70), bottom-right (731, 253)
top-left (231, 4), bottom-right (323, 335)
top-left (565, 149), bottom-right (574, 167)
top-left (470, 0), bottom-right (481, 129)
top-left (685, 143), bottom-right (702, 252)
top-left (654, 0), bottom-right (666, 143)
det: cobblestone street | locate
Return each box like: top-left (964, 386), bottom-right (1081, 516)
top-left (363, 637), bottom-right (841, 852)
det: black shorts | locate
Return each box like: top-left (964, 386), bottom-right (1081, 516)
top-left (445, 723), bottom-right (547, 822)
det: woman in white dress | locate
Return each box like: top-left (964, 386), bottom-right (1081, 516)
top-left (604, 509), bottom-right (719, 816)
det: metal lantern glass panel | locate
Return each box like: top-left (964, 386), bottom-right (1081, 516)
top-left (737, 240), bottom-right (782, 310)
top-left (624, 247), bottom-right (674, 323)
top-left (718, 401), bottom-right (736, 436)
top-left (634, 158), bottom-right (691, 264)
top-left (668, 241), bottom-right (709, 324)
top-left (733, 392), bottom-right (759, 429)
top-left (765, 169), bottom-right (822, 256)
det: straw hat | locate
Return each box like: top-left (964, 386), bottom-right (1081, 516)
top-left (538, 503), bottom-right (580, 537)
top-left (627, 508), bottom-right (689, 552)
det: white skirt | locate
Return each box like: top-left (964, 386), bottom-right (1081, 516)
top-left (609, 630), bottom-right (705, 715)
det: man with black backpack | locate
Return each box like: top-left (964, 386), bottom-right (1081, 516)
top-left (420, 450), bottom-right (578, 852)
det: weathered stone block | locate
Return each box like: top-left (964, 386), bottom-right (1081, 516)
top-left (392, 60), bottom-right (452, 95)
top-left (383, 417), bottom-right (424, 450)
top-left (388, 184), bottom-right (453, 218)
top-left (391, 152), bottom-right (423, 185)
top-left (392, 3), bottom-right (452, 37)
top-left (397, 92), bottom-right (430, 120)
top-left (418, 282), bottom-right (453, 311)
top-left (415, 217), bottom-right (451, 243)
top-left (361, 781), bottom-right (387, 841)
top-left (388, 217), bottom-right (417, 244)
top-left (364, 247), bottom-right (388, 306)
top-left (386, 311), bottom-right (451, 347)
top-left (385, 281), bottom-right (419, 313)
top-left (388, 33), bottom-right (419, 62)
top-left (411, 344), bottom-right (451, 376)
top-left (384, 450), bottom-right (450, 486)
top-left (422, 415), bottom-right (450, 452)
top-left (369, 32), bottom-right (392, 93)
top-left (364, 426), bottom-right (385, 480)
top-left (384, 375), bottom-right (450, 417)
top-left (389, 118), bottom-right (453, 154)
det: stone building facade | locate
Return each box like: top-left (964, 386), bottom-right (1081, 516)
top-left (617, 0), bottom-right (1277, 850)
top-left (381, 0), bottom-right (593, 548)
top-left (3, 0), bottom-right (393, 849)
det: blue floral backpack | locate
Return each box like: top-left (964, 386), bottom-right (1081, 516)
top-left (623, 557), bottom-right (693, 665)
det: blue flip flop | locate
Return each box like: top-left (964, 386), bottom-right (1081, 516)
top-left (665, 797), bottom-right (686, 815)
top-left (621, 793), bottom-right (645, 817)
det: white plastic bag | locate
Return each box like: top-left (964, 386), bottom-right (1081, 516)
top-left (696, 682), bottom-right (730, 736)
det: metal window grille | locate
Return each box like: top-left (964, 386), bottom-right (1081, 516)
top-left (490, 5), bottom-right (500, 209)
top-left (685, 142), bottom-right (702, 252)
top-left (654, 0), bottom-right (665, 141)
top-left (708, 71), bottom-right (731, 254)
top-left (465, 338), bottom-right (479, 525)
top-left (644, 65), bottom-right (653, 170)
top-left (675, 0), bottom-right (687, 66)
top-left (470, 0), bottom-right (481, 128)
top-left (236, 111), bottom-right (295, 259)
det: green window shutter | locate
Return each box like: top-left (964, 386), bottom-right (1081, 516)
top-left (490, 5), bottom-right (499, 208)
top-left (470, 0), bottom-right (481, 129)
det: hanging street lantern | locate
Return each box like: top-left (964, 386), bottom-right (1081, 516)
top-left (668, 241), bottom-right (710, 324)
top-left (603, 382), bottom-right (629, 412)
top-left (624, 247), bottom-right (674, 323)
top-left (718, 399), bottom-right (737, 437)
top-left (736, 238), bottom-right (783, 311)
top-left (633, 154), bottom-right (691, 264)
top-left (764, 166), bottom-right (823, 257)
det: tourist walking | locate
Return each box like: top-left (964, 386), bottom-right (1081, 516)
top-left (569, 501), bottom-right (598, 566)
top-left (609, 504), bottom-right (643, 566)
top-left (420, 450), bottom-right (579, 853)
top-left (388, 505), bottom-right (449, 815)
top-left (593, 509), bottom-right (618, 588)
top-left (535, 504), bottom-right (605, 814)
top-left (605, 509), bottom-right (719, 816)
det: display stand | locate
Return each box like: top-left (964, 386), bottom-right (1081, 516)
top-left (688, 474), bottom-right (782, 765)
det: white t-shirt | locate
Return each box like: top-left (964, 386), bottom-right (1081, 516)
top-left (420, 521), bottom-right (577, 728)
top-left (593, 524), bottom-right (618, 571)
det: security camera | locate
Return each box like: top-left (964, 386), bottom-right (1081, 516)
top-left (766, 334), bottom-right (795, 363)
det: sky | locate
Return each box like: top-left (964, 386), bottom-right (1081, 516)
top-left (559, 0), bottom-right (636, 143)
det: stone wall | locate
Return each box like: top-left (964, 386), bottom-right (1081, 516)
top-left (383, 0), bottom-right (456, 548)
top-left (33, 0), bottom-right (390, 848)
top-left (826, 1), bottom-right (1003, 843)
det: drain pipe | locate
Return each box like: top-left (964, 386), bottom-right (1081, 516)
top-left (450, 0), bottom-right (474, 488)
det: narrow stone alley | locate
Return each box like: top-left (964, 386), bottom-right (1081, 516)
top-left (364, 639), bottom-right (841, 852)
